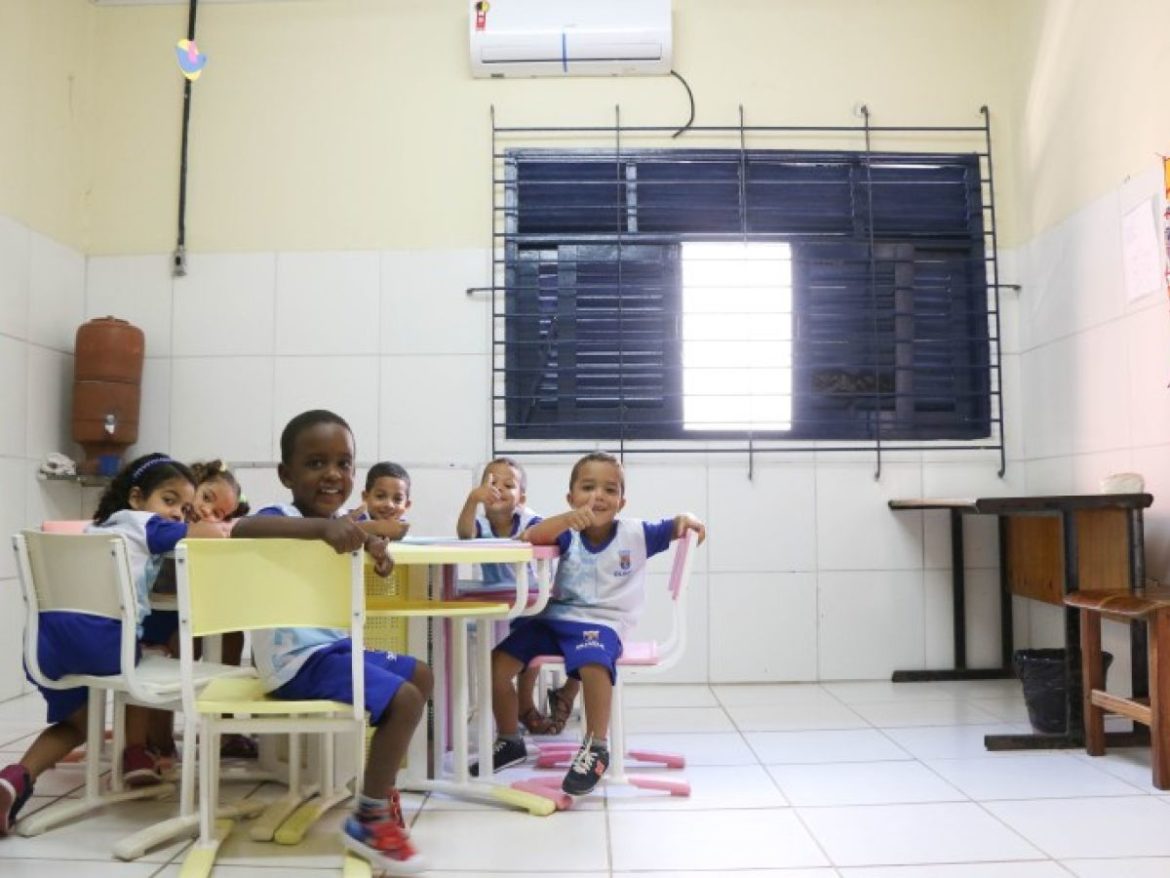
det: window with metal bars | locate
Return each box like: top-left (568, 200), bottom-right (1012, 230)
top-left (501, 148), bottom-right (991, 443)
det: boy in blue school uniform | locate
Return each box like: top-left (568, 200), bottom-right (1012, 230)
top-left (233, 410), bottom-right (432, 875)
top-left (474, 451), bottom-right (705, 795)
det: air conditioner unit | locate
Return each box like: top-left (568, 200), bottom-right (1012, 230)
top-left (469, 0), bottom-right (672, 78)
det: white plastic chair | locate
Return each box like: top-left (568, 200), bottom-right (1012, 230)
top-left (512, 530), bottom-right (698, 805)
top-left (174, 538), bottom-right (373, 878)
top-left (11, 530), bottom-right (252, 855)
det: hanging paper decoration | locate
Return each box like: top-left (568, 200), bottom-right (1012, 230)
top-left (175, 39), bottom-right (207, 81)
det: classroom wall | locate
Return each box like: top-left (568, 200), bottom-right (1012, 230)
top-left (1008, 0), bottom-right (1170, 683)
top-left (4, 0), bottom-right (1076, 697)
top-left (0, 0), bottom-right (97, 700)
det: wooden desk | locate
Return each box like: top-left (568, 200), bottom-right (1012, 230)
top-left (889, 494), bottom-right (1153, 750)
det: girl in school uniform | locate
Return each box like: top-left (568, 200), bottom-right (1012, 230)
top-left (0, 453), bottom-right (229, 836)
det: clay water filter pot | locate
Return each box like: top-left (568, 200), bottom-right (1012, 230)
top-left (71, 317), bottom-right (144, 475)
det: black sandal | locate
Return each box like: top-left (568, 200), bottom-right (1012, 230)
top-left (545, 685), bottom-right (575, 735)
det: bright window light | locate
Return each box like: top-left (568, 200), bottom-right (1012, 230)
top-left (681, 241), bottom-right (792, 431)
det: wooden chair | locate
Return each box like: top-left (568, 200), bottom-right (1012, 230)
top-left (11, 530), bottom-right (251, 856)
top-left (1064, 586), bottom-right (1170, 789)
top-left (513, 531), bottom-right (698, 806)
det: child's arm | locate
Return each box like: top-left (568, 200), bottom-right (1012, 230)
top-left (233, 513), bottom-right (393, 575)
top-left (358, 518), bottom-right (410, 542)
top-left (522, 505), bottom-right (594, 545)
top-left (232, 514), bottom-right (367, 554)
top-left (456, 474), bottom-right (500, 540)
top-left (672, 513), bottom-right (707, 545)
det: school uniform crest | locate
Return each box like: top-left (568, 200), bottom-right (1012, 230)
top-left (618, 549), bottom-right (631, 571)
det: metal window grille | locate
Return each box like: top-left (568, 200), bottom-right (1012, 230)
top-left (489, 107), bottom-right (1006, 476)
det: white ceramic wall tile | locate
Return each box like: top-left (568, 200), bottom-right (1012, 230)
top-left (0, 459), bottom-right (27, 580)
top-left (1131, 445), bottom-right (1170, 582)
top-left (520, 459), bottom-right (580, 516)
top-left (275, 251), bottom-right (379, 356)
top-left (170, 357), bottom-right (274, 462)
top-left (125, 357), bottom-right (171, 459)
top-left (627, 571), bottom-right (708, 683)
top-left (1019, 338), bottom-right (1076, 460)
top-left (230, 467), bottom-right (286, 512)
top-left (394, 466), bottom-right (474, 538)
top-left (710, 572), bottom-right (817, 682)
top-left (924, 568), bottom-right (1005, 671)
top-left (1071, 449), bottom-right (1135, 494)
top-left (271, 356), bottom-right (379, 461)
top-left (25, 346), bottom-right (74, 460)
top-left (25, 467), bottom-right (83, 529)
top-left (816, 461), bottom-right (923, 571)
top-left (380, 249), bottom-right (491, 356)
top-left (619, 458), bottom-right (709, 532)
top-left (0, 335), bottom-right (28, 457)
top-left (26, 231), bottom-right (84, 353)
top-left (999, 350), bottom-right (1025, 464)
top-left (378, 355), bottom-right (489, 465)
top-left (0, 214), bottom-right (30, 340)
top-left (995, 245), bottom-right (1023, 356)
top-left (85, 255), bottom-right (174, 357)
top-left (1125, 305), bottom-right (1170, 449)
top-left (707, 459), bottom-right (817, 572)
top-left (1070, 320), bottom-right (1131, 455)
top-left (172, 252), bottom-right (276, 356)
top-left (0, 575), bottom-right (25, 701)
top-left (818, 570), bottom-right (925, 679)
top-left (1021, 454), bottom-right (1074, 496)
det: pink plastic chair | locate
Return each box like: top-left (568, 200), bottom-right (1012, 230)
top-left (512, 530), bottom-right (698, 806)
top-left (42, 520), bottom-right (90, 534)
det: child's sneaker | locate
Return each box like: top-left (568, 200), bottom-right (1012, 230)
top-left (220, 734), bottom-right (258, 760)
top-left (343, 806), bottom-right (425, 875)
top-left (561, 736), bottom-right (609, 796)
top-left (0, 764), bottom-right (33, 836)
top-left (469, 736), bottom-right (526, 776)
top-left (121, 745), bottom-right (162, 788)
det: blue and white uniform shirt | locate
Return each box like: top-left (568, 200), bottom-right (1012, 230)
top-left (542, 517), bottom-right (674, 639)
top-left (248, 504), bottom-right (348, 691)
top-left (473, 506), bottom-right (543, 587)
top-left (86, 509), bottom-right (188, 635)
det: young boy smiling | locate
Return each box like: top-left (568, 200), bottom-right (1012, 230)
top-left (233, 410), bottom-right (432, 874)
top-left (475, 451), bottom-right (705, 795)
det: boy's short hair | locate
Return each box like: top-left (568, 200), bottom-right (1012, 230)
top-left (483, 456), bottom-right (526, 491)
top-left (366, 461), bottom-right (411, 493)
top-left (569, 451), bottom-right (624, 493)
top-left (279, 409), bottom-right (352, 463)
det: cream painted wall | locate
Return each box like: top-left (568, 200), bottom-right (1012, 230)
top-left (87, 0), bottom-right (1023, 254)
top-left (1012, 0), bottom-right (1170, 239)
top-left (0, 0), bottom-right (95, 250)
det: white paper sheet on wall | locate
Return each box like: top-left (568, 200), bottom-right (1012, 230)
top-left (1122, 196), bottom-right (1162, 302)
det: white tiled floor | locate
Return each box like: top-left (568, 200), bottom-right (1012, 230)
top-left (3, 680), bottom-right (1170, 876)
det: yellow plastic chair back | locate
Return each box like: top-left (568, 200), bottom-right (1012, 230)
top-left (176, 538), bottom-right (361, 638)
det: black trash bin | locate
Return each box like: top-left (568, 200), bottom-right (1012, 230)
top-left (1013, 648), bottom-right (1112, 734)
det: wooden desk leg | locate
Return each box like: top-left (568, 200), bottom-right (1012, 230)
top-left (1150, 610), bottom-right (1170, 790)
top-left (1080, 608), bottom-right (1105, 757)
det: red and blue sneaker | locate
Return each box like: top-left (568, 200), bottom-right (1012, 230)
top-left (342, 802), bottom-right (425, 875)
top-left (0, 764), bottom-right (33, 836)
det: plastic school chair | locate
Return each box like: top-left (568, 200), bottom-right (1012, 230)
top-left (174, 538), bottom-right (373, 878)
top-left (11, 530), bottom-right (251, 852)
top-left (512, 530), bottom-right (699, 806)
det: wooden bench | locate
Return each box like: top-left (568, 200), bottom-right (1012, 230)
top-left (1064, 586), bottom-right (1170, 788)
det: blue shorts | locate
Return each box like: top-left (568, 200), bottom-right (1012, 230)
top-left (497, 619), bottom-right (623, 684)
top-left (273, 638), bottom-right (418, 725)
top-left (30, 612), bottom-right (136, 724)
top-left (140, 610), bottom-right (178, 647)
